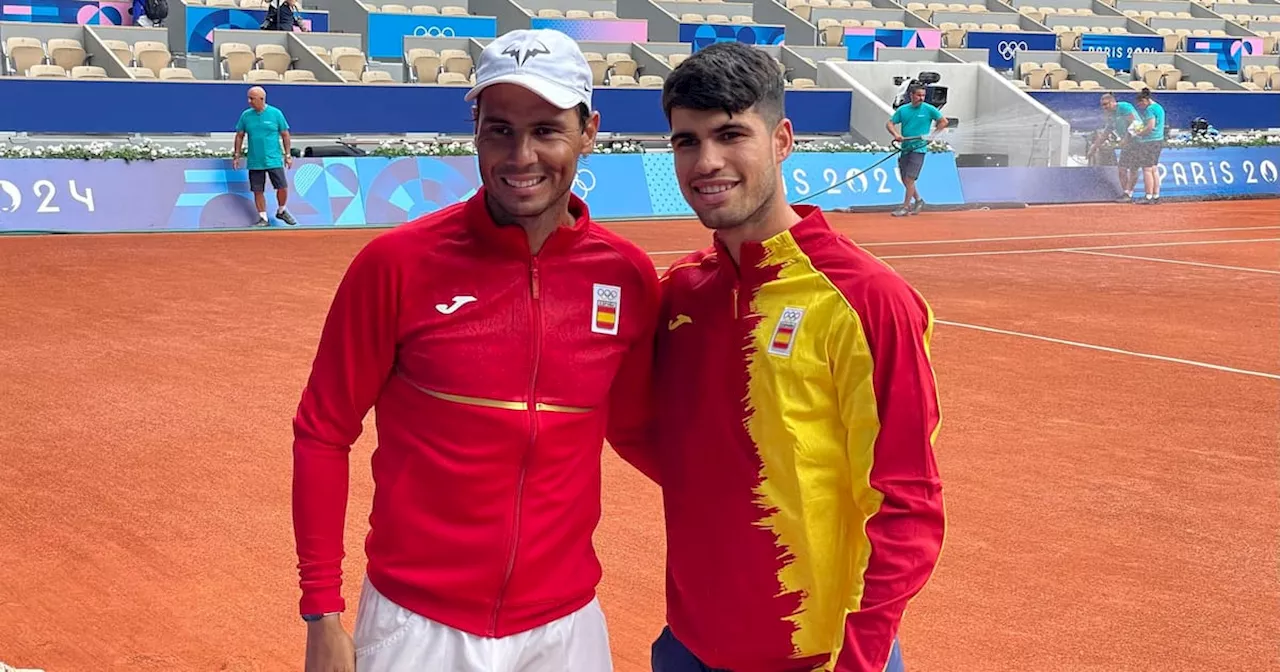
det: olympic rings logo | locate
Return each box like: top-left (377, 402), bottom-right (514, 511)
top-left (596, 287), bottom-right (619, 300)
top-left (572, 168), bottom-right (596, 200)
top-left (997, 40), bottom-right (1029, 60)
top-left (412, 26), bottom-right (456, 37)
top-left (781, 308), bottom-right (804, 322)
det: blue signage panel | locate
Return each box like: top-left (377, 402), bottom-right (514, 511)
top-left (1183, 36), bottom-right (1262, 73)
top-left (185, 6), bottom-right (329, 53)
top-left (1137, 146), bottom-right (1280, 198)
top-left (366, 14), bottom-right (497, 59)
top-left (963, 31), bottom-right (1059, 70)
top-left (677, 22), bottom-right (785, 50)
top-left (1078, 33), bottom-right (1163, 71)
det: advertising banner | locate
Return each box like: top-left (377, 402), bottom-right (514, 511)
top-left (529, 17), bottom-right (647, 42)
top-left (185, 6), bottom-right (328, 53)
top-left (1183, 36), bottom-right (1263, 73)
top-left (843, 27), bottom-right (943, 61)
top-left (1078, 32), bottom-right (1163, 71)
top-left (963, 30), bottom-right (1058, 70)
top-left (0, 0), bottom-right (131, 25)
top-left (0, 151), bottom-right (965, 231)
top-left (1137, 146), bottom-right (1280, 199)
top-left (677, 22), bottom-right (785, 50)
top-left (366, 14), bottom-right (497, 59)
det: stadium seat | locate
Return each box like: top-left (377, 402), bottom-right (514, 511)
top-left (638, 74), bottom-right (664, 87)
top-left (102, 39), bottom-right (134, 66)
top-left (411, 5), bottom-right (439, 13)
top-left (28, 63), bottom-right (67, 78)
top-left (791, 77), bottom-right (817, 88)
top-left (609, 74), bottom-right (637, 87)
top-left (284, 69), bottom-right (317, 82)
top-left (566, 9), bottom-right (590, 18)
top-left (134, 41), bottom-right (171, 77)
top-left (441, 5), bottom-right (468, 15)
top-left (127, 66), bottom-right (155, 79)
top-left (256, 44), bottom-right (292, 75)
top-left (361, 70), bottom-right (393, 83)
top-left (382, 3), bottom-right (410, 11)
top-left (5, 37), bottom-right (45, 76)
top-left (220, 42), bottom-right (256, 80)
top-left (246, 69), bottom-right (281, 81)
top-left (46, 38), bottom-right (85, 71)
top-left (331, 46), bottom-right (369, 75)
top-left (71, 64), bottom-right (107, 79)
top-left (406, 48), bottom-right (441, 83)
top-left (159, 67), bottom-right (195, 80)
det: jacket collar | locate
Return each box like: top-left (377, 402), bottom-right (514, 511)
top-left (712, 204), bottom-right (830, 284)
top-left (464, 186), bottom-right (593, 258)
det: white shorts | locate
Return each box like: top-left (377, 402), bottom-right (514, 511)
top-left (353, 577), bottom-right (614, 672)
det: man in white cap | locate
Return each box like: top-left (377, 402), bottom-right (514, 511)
top-left (292, 28), bottom-right (661, 672)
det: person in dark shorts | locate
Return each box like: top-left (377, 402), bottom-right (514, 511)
top-left (886, 85), bottom-right (948, 217)
top-left (1132, 87), bottom-right (1166, 205)
top-left (232, 85), bottom-right (297, 226)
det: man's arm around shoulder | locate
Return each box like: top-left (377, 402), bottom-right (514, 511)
top-left (829, 275), bottom-right (945, 672)
top-left (604, 248), bottom-right (663, 485)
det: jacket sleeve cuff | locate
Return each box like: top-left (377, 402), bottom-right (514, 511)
top-left (299, 589), bottom-right (345, 616)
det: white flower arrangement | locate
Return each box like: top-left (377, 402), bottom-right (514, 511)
top-left (1165, 130), bottom-right (1280, 149)
top-left (0, 136), bottom-right (956, 161)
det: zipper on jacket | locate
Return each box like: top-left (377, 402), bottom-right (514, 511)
top-left (490, 258), bottom-right (542, 635)
top-left (732, 284), bottom-right (739, 320)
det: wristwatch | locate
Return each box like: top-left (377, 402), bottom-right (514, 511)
top-left (302, 612), bottom-right (339, 622)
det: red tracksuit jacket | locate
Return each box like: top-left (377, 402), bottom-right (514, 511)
top-left (291, 189), bottom-right (660, 637)
top-left (651, 206), bottom-right (945, 671)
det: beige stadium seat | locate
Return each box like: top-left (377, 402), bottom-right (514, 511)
top-left (609, 74), bottom-right (637, 87)
top-left (566, 9), bottom-right (591, 18)
top-left (437, 71), bottom-right (469, 84)
top-left (1241, 81), bottom-right (1261, 90)
top-left (361, 69), bottom-right (393, 82)
top-left (6, 37), bottom-right (46, 75)
top-left (1079, 79), bottom-right (1101, 89)
top-left (308, 45), bottom-right (330, 61)
top-left (337, 69), bottom-right (360, 82)
top-left (245, 69), bottom-right (281, 81)
top-left (536, 7), bottom-right (562, 16)
top-left (134, 40), bottom-right (171, 77)
top-left (1057, 79), bottom-right (1080, 89)
top-left (606, 52), bottom-right (637, 77)
top-left (732, 14), bottom-right (754, 22)
top-left (331, 46), bottom-right (368, 73)
top-left (587, 58), bottom-right (608, 84)
top-left (240, 0), bottom-right (266, 7)
top-left (102, 39), bottom-right (133, 66)
top-left (706, 13), bottom-right (730, 22)
top-left (220, 42), bottom-right (255, 80)
top-left (256, 43), bottom-right (292, 74)
top-left (1128, 79), bottom-right (1146, 90)
top-left (412, 4), bottom-right (440, 13)
top-left (668, 53), bottom-right (689, 67)
top-left (407, 48), bottom-right (441, 82)
top-left (830, 0), bottom-right (851, 6)
top-left (440, 5), bottom-right (467, 14)
top-left (28, 63), bottom-right (67, 78)
top-left (127, 66), bottom-right (156, 78)
top-left (381, 3), bottom-right (409, 11)
top-left (440, 49), bottom-right (472, 75)
top-left (46, 38), bottom-right (85, 70)
top-left (1175, 80), bottom-right (1195, 89)
top-left (592, 9), bottom-right (616, 17)
top-left (159, 67), bottom-right (195, 80)
top-left (790, 77), bottom-right (817, 88)
top-left (71, 64), bottom-right (107, 78)
top-left (284, 69), bottom-right (317, 81)
top-left (680, 12), bottom-right (704, 21)
top-left (980, 21), bottom-right (1001, 29)
top-left (1000, 23), bottom-right (1019, 30)
top-left (638, 74), bottom-right (664, 87)
top-left (1195, 80), bottom-right (1216, 89)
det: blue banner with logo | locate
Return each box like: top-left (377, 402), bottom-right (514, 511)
top-left (1136, 146), bottom-right (1280, 199)
top-left (1183, 36), bottom-right (1263, 73)
top-left (963, 31), bottom-right (1058, 70)
top-left (0, 151), bottom-right (961, 232)
top-left (677, 22), bottom-right (785, 50)
top-left (185, 6), bottom-right (329, 53)
top-left (366, 14), bottom-right (497, 59)
top-left (1078, 33), bottom-right (1163, 71)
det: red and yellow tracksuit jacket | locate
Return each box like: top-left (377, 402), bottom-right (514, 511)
top-left (290, 189), bottom-right (661, 636)
top-left (651, 205), bottom-right (945, 672)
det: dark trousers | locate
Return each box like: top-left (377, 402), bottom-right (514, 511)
top-left (652, 626), bottom-right (906, 672)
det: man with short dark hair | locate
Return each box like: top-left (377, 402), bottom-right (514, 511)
top-left (646, 41), bottom-right (945, 672)
top-left (886, 85), bottom-right (947, 217)
top-left (1095, 92), bottom-right (1140, 202)
top-left (292, 28), bottom-right (660, 672)
top-left (232, 86), bottom-right (296, 226)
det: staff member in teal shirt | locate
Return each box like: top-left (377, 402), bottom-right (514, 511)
top-left (1097, 93), bottom-right (1140, 201)
top-left (1133, 87), bottom-right (1165, 204)
top-left (886, 85), bottom-right (948, 217)
top-left (233, 86), bottom-right (297, 226)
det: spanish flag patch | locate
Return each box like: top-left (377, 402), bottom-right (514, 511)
top-left (592, 283), bottom-right (622, 335)
top-left (767, 307), bottom-right (805, 357)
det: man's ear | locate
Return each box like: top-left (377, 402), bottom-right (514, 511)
top-left (774, 117), bottom-right (795, 163)
top-left (581, 110), bottom-right (601, 156)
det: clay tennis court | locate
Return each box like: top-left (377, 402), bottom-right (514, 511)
top-left (1, 200), bottom-right (1277, 671)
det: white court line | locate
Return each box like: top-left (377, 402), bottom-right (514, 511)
top-left (642, 225), bottom-right (1280, 258)
top-left (878, 237), bottom-right (1280, 260)
top-left (1067, 250), bottom-right (1280, 276)
top-left (935, 320), bottom-right (1280, 381)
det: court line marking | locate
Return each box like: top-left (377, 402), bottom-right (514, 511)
top-left (877, 237), bottom-right (1280, 260)
top-left (642, 225), bottom-right (1280, 257)
top-left (935, 320), bottom-right (1280, 381)
top-left (1066, 250), bottom-right (1280, 276)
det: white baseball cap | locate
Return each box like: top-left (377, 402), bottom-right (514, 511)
top-left (465, 29), bottom-right (594, 111)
